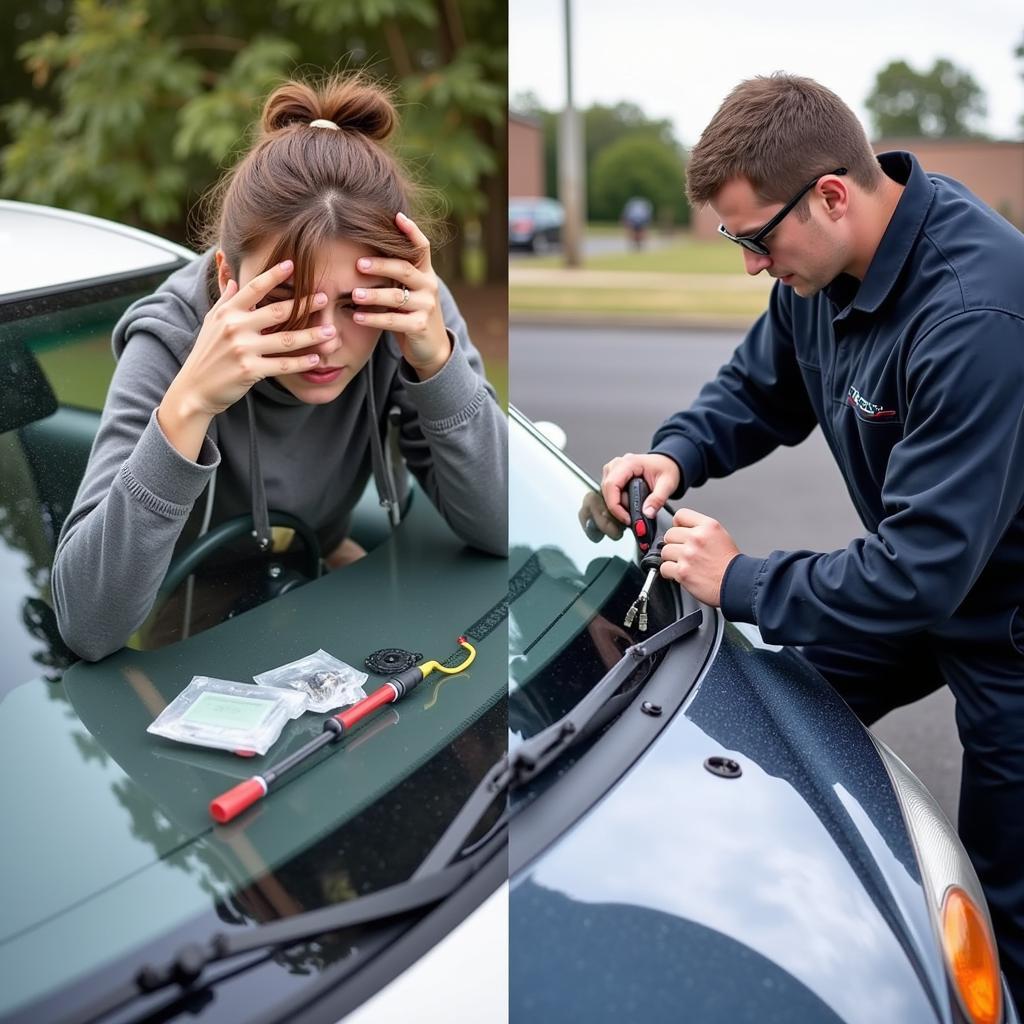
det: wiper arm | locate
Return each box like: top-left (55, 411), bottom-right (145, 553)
top-left (63, 612), bottom-right (701, 1024)
top-left (504, 608), bottom-right (703, 791)
top-left (61, 845), bottom-right (492, 1024)
top-left (407, 609), bottom-right (703, 878)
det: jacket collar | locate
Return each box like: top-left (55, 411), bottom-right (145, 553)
top-left (826, 151), bottom-right (935, 317)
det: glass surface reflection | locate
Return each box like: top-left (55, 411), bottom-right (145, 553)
top-left (508, 418), bottom-right (674, 744)
top-left (0, 272), bottom-right (508, 1018)
top-left (0, 280), bottom-right (322, 703)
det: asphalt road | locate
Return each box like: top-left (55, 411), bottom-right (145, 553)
top-left (511, 320), bottom-right (963, 824)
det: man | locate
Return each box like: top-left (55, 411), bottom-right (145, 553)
top-left (622, 195), bottom-right (654, 248)
top-left (602, 73), bottom-right (1024, 1007)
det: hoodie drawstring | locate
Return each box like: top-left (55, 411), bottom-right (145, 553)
top-left (365, 349), bottom-right (401, 527)
top-left (245, 392), bottom-right (272, 550)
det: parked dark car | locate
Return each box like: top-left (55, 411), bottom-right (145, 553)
top-left (0, 201), bottom-right (507, 1023)
top-left (507, 408), bottom-right (1017, 1024)
top-left (508, 197), bottom-right (565, 253)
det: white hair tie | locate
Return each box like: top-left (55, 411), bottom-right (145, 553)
top-left (309, 118), bottom-right (340, 130)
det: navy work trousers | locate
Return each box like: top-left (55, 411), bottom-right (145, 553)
top-left (802, 631), bottom-right (1024, 1013)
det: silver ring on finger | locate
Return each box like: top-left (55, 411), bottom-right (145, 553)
top-left (398, 285), bottom-right (410, 307)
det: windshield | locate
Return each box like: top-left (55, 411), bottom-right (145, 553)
top-left (0, 273), bottom-right (508, 1021)
top-left (1, 272), bottom-right (182, 703)
top-left (0, 268), bottom-right (397, 685)
top-left (508, 414), bottom-right (675, 748)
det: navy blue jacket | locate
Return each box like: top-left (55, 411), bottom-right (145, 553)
top-left (651, 152), bottom-right (1024, 648)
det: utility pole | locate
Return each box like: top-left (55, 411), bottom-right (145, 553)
top-left (558, 0), bottom-right (585, 267)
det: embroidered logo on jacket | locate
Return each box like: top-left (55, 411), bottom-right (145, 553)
top-left (847, 385), bottom-right (896, 420)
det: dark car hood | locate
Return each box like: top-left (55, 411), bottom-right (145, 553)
top-left (510, 620), bottom-right (949, 1024)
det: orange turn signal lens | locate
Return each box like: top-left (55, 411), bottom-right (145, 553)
top-left (942, 886), bottom-right (1002, 1024)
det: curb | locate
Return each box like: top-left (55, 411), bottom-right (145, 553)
top-left (510, 311), bottom-right (753, 331)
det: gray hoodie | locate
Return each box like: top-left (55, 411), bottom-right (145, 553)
top-left (52, 251), bottom-right (507, 661)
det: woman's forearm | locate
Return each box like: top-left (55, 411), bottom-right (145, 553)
top-left (158, 382), bottom-right (215, 463)
top-left (53, 338), bottom-right (220, 660)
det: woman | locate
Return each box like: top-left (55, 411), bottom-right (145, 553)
top-left (52, 74), bottom-right (507, 662)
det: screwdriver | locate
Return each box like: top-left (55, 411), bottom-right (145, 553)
top-left (623, 477), bottom-right (663, 632)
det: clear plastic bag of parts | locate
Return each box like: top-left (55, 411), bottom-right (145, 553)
top-left (147, 676), bottom-right (308, 756)
top-left (254, 650), bottom-right (369, 714)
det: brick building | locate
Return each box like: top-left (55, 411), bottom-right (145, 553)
top-left (509, 112), bottom-right (544, 198)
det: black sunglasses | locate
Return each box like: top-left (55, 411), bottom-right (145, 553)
top-left (718, 167), bottom-right (848, 256)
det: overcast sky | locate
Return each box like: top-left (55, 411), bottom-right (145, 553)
top-left (509, 0), bottom-right (1024, 145)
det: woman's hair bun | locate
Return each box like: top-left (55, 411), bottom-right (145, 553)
top-left (260, 74), bottom-right (396, 142)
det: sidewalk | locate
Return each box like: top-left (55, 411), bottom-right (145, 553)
top-left (510, 264), bottom-right (771, 330)
top-left (510, 267), bottom-right (771, 291)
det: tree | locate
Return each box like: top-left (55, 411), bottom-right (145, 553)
top-left (0, 0), bottom-right (507, 283)
top-left (589, 135), bottom-right (688, 226)
top-left (1016, 31), bottom-right (1024, 132)
top-left (583, 102), bottom-right (676, 161)
top-left (519, 97), bottom-right (685, 219)
top-left (865, 58), bottom-right (987, 139)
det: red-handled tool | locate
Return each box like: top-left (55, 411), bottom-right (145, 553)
top-left (624, 477), bottom-right (664, 633)
top-left (627, 477), bottom-right (657, 553)
top-left (210, 637), bottom-right (477, 824)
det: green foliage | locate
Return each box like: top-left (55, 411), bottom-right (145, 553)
top-left (400, 44), bottom-right (504, 219)
top-left (1, 0), bottom-right (506, 282)
top-left (583, 101), bottom-right (677, 159)
top-left (174, 36), bottom-right (300, 165)
top-left (865, 58), bottom-right (988, 139)
top-left (2, 0), bottom-right (202, 225)
top-left (588, 136), bottom-right (688, 225)
top-left (280, 0), bottom-right (437, 34)
top-left (519, 97), bottom-right (685, 219)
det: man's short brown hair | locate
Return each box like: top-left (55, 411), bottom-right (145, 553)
top-left (686, 73), bottom-right (883, 215)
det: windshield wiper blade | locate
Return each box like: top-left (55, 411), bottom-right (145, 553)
top-left (399, 610), bottom-right (703, 879)
top-left (58, 612), bottom-right (702, 1024)
top-left (60, 847), bottom-right (491, 1024)
top-left (504, 608), bottom-right (703, 791)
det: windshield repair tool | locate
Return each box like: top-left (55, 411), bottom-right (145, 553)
top-left (365, 647), bottom-right (422, 675)
top-left (623, 547), bottom-right (663, 633)
top-left (209, 638), bottom-right (477, 824)
top-left (627, 475), bottom-right (656, 553)
top-left (623, 477), bottom-right (663, 632)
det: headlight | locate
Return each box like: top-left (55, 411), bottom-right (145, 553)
top-left (871, 734), bottom-right (1003, 1024)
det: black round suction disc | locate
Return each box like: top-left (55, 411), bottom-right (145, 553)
top-left (365, 648), bottom-right (421, 675)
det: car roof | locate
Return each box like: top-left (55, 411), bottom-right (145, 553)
top-left (0, 200), bottom-right (194, 298)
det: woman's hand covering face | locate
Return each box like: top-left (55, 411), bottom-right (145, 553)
top-left (172, 260), bottom-right (341, 417)
top-left (349, 212), bottom-right (453, 380)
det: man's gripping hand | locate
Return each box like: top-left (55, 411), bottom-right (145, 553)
top-left (601, 453), bottom-right (681, 526)
top-left (660, 508), bottom-right (740, 607)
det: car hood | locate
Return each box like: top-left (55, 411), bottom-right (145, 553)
top-left (0, 493), bottom-right (507, 1020)
top-left (510, 620), bottom-right (950, 1024)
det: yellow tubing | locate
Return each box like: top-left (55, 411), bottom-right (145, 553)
top-left (419, 637), bottom-right (477, 679)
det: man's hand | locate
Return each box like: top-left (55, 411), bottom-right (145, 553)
top-left (660, 508), bottom-right (740, 607)
top-left (578, 490), bottom-right (626, 542)
top-left (601, 452), bottom-right (681, 526)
